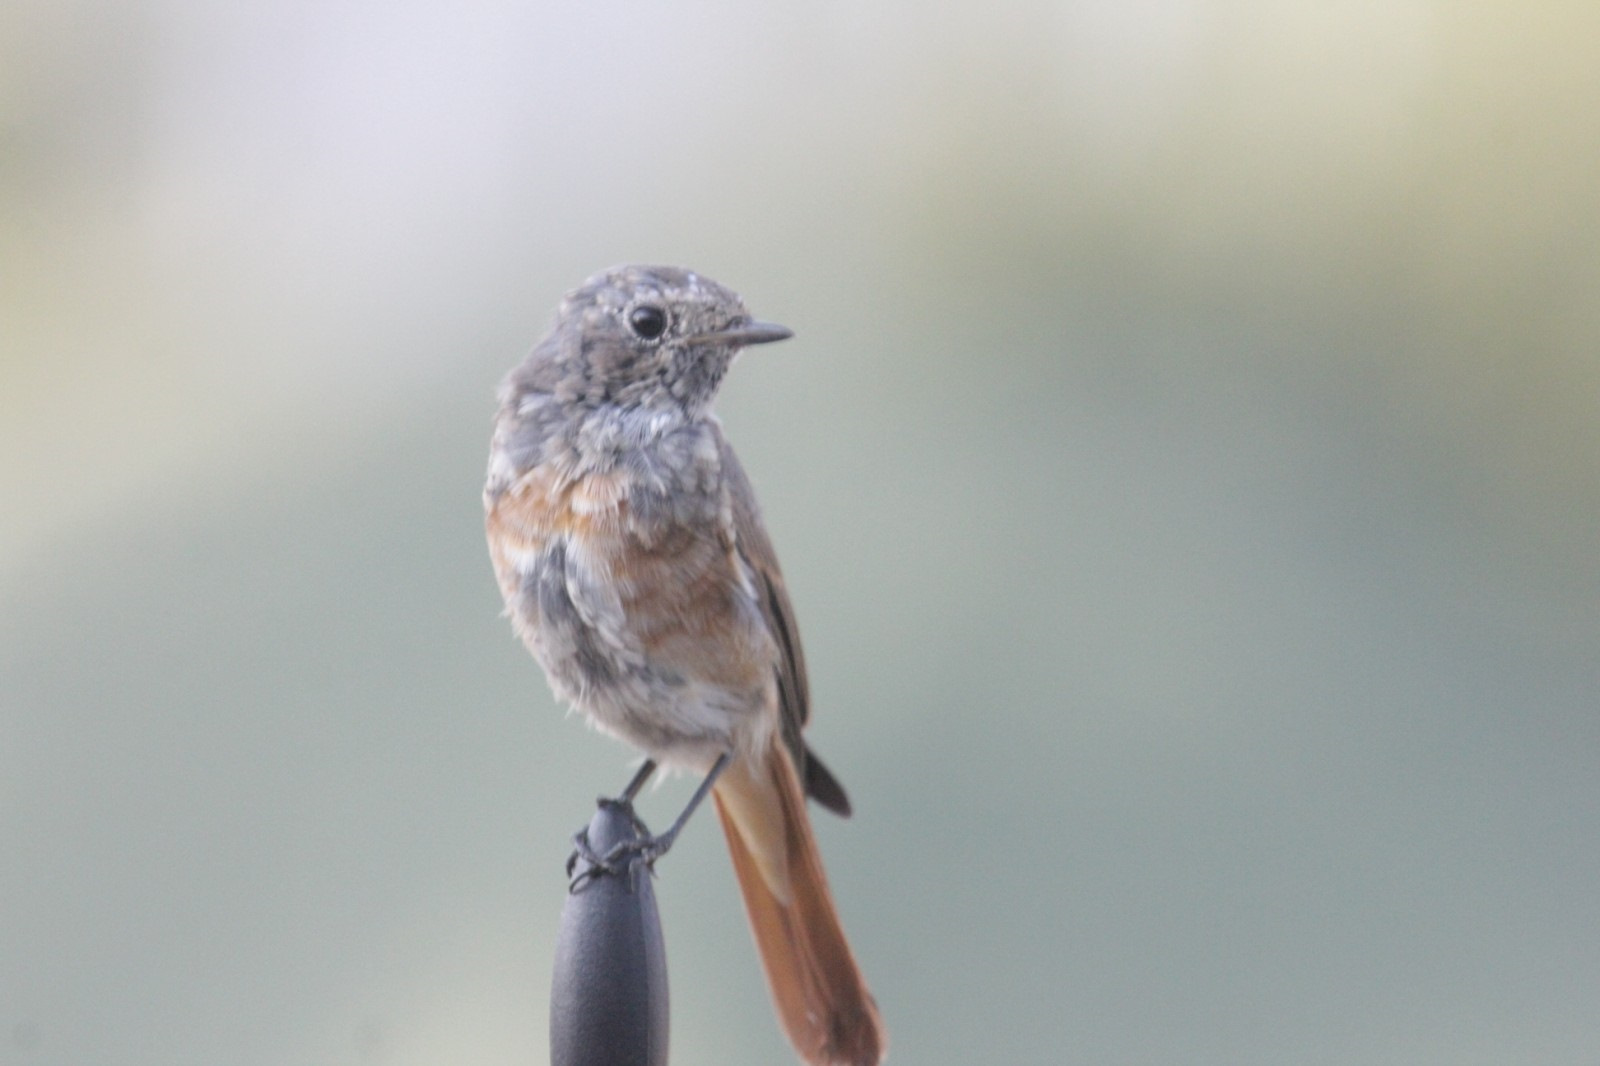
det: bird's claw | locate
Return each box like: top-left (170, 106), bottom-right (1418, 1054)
top-left (566, 799), bottom-right (673, 891)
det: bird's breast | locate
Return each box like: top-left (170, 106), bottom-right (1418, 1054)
top-left (485, 453), bottom-right (777, 760)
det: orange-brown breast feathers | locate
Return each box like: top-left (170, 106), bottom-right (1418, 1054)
top-left (487, 458), bottom-right (780, 762)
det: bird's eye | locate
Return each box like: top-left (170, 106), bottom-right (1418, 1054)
top-left (628, 304), bottom-right (669, 341)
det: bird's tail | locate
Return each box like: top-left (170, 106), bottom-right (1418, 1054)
top-left (712, 741), bottom-right (887, 1065)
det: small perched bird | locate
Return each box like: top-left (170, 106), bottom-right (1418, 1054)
top-left (485, 265), bottom-right (886, 1065)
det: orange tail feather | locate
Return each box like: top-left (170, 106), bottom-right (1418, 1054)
top-left (713, 744), bottom-right (886, 1066)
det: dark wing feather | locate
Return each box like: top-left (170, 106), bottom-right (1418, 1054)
top-left (718, 429), bottom-right (852, 818)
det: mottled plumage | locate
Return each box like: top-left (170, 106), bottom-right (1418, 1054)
top-left (485, 265), bottom-right (883, 1065)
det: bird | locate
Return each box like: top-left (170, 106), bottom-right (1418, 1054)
top-left (484, 265), bottom-right (886, 1065)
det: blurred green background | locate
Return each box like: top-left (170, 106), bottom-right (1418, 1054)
top-left (4, 1), bottom-right (1599, 1063)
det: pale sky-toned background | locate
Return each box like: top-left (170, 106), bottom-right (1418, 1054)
top-left (5, 2), bottom-right (1599, 1064)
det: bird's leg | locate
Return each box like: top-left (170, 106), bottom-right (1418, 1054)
top-left (567, 754), bottom-right (732, 888)
top-left (618, 758), bottom-right (659, 803)
top-left (635, 752), bottom-right (730, 863)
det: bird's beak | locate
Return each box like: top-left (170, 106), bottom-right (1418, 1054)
top-left (689, 320), bottom-right (793, 347)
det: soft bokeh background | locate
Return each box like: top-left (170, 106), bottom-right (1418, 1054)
top-left (5, 1), bottom-right (1599, 1063)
